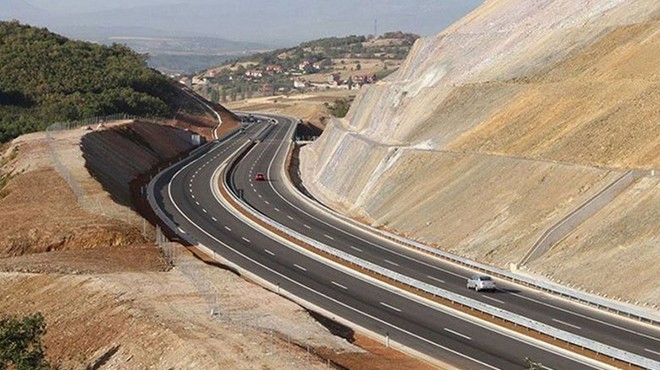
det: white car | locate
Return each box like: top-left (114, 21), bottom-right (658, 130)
top-left (467, 275), bottom-right (496, 292)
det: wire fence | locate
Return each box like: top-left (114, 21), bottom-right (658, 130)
top-left (45, 113), bottom-right (155, 240)
top-left (43, 111), bottom-right (340, 366)
top-left (157, 237), bottom-right (341, 369)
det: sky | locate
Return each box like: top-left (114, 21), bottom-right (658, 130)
top-left (2, 0), bottom-right (483, 46)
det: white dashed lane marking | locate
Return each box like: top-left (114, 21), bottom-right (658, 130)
top-left (379, 302), bottom-right (402, 312)
top-left (350, 246), bottom-right (363, 252)
top-left (241, 237), bottom-right (251, 243)
top-left (426, 275), bottom-right (445, 284)
top-left (294, 264), bottom-right (307, 272)
top-left (224, 226), bottom-right (232, 232)
top-left (444, 328), bottom-right (471, 340)
top-left (552, 319), bottom-right (581, 330)
top-left (482, 295), bottom-right (505, 305)
top-left (331, 281), bottom-right (348, 290)
top-left (384, 259), bottom-right (399, 267)
top-left (264, 249), bottom-right (275, 256)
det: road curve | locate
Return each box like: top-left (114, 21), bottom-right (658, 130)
top-left (230, 113), bottom-right (660, 364)
top-left (149, 117), bottom-right (625, 369)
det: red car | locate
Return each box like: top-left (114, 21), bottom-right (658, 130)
top-left (254, 172), bottom-right (266, 181)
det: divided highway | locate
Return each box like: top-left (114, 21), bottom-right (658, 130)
top-left (230, 115), bottom-right (660, 364)
top-left (149, 116), bottom-right (659, 369)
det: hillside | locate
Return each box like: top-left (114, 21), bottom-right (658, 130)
top-left (299, 0), bottom-right (660, 305)
top-left (0, 21), bottom-right (186, 143)
top-left (193, 32), bottom-right (419, 106)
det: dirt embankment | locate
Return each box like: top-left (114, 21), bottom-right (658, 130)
top-left (226, 90), bottom-right (356, 131)
top-left (0, 112), bottom-right (432, 368)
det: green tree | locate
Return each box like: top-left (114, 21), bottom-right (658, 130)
top-left (0, 313), bottom-right (51, 370)
top-left (329, 98), bottom-right (351, 118)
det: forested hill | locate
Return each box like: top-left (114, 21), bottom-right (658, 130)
top-left (0, 21), bottom-right (181, 142)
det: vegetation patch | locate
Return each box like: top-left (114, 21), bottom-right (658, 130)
top-left (0, 313), bottom-right (52, 370)
top-left (0, 21), bottom-right (183, 143)
top-left (327, 98), bottom-right (353, 118)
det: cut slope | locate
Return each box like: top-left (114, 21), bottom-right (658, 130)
top-left (299, 0), bottom-right (660, 304)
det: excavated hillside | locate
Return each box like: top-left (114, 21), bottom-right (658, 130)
top-left (0, 116), bottom-right (430, 369)
top-left (300, 0), bottom-right (660, 306)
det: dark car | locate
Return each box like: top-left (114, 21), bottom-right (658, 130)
top-left (254, 172), bottom-right (266, 181)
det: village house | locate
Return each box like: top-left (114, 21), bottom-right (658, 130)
top-left (266, 65), bottom-right (284, 73)
top-left (245, 70), bottom-right (264, 78)
top-left (293, 78), bottom-right (308, 89)
top-left (328, 73), bottom-right (342, 86)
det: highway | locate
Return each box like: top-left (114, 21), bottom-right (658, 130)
top-left (149, 117), bottom-right (657, 369)
top-left (229, 115), bottom-right (660, 364)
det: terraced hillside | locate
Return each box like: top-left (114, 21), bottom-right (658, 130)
top-left (300, 0), bottom-right (660, 305)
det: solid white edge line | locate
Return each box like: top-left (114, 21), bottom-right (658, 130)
top-left (203, 128), bottom-right (505, 369)
top-left (255, 115), bottom-right (609, 369)
top-left (511, 293), bottom-right (660, 343)
top-left (159, 116), bottom-right (601, 370)
top-left (264, 116), bottom-right (660, 350)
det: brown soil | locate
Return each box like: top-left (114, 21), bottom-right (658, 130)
top-left (226, 90), bottom-right (355, 130)
top-left (0, 167), bottom-right (145, 258)
top-left (0, 97), bottom-right (433, 368)
top-left (0, 245), bottom-right (168, 274)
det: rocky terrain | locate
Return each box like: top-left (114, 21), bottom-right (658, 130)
top-left (299, 0), bottom-right (660, 306)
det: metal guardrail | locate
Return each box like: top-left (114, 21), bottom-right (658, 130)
top-left (275, 119), bottom-right (659, 328)
top-left (221, 158), bottom-right (660, 369)
top-left (144, 115), bottom-right (659, 369)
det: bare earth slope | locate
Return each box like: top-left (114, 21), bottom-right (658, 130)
top-left (0, 119), bottom-right (432, 369)
top-left (300, 0), bottom-right (660, 305)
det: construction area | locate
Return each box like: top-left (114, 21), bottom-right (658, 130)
top-left (0, 112), bottom-right (433, 369)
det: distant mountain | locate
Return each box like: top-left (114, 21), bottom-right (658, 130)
top-left (0, 0), bottom-right (46, 22)
top-left (107, 36), bottom-right (267, 55)
top-left (13, 0), bottom-right (482, 46)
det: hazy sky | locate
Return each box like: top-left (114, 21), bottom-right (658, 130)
top-left (3, 0), bottom-right (483, 46)
top-left (25, 0), bottom-right (181, 14)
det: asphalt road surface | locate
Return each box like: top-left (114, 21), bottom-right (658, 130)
top-left (150, 117), bottom-right (658, 369)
